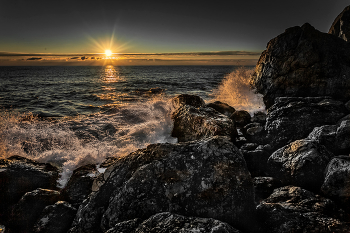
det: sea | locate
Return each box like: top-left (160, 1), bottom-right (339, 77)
top-left (0, 65), bottom-right (264, 187)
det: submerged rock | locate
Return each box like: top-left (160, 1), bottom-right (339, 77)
top-left (107, 212), bottom-right (242, 233)
top-left (172, 105), bottom-right (237, 142)
top-left (69, 136), bottom-right (256, 232)
top-left (0, 155), bottom-right (59, 223)
top-left (265, 97), bottom-right (346, 149)
top-left (8, 188), bottom-right (60, 233)
top-left (329, 5), bottom-right (350, 42)
top-left (268, 139), bottom-right (333, 191)
top-left (33, 201), bottom-right (77, 233)
top-left (251, 23), bottom-right (350, 108)
top-left (257, 186), bottom-right (350, 233)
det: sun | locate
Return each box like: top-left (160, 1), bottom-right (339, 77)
top-left (105, 50), bottom-right (112, 57)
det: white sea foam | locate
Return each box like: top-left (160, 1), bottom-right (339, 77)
top-left (0, 97), bottom-right (177, 188)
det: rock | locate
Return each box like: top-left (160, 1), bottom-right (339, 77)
top-left (329, 5), bottom-right (350, 42)
top-left (268, 139), bottom-right (333, 192)
top-left (172, 94), bottom-right (205, 110)
top-left (61, 164), bottom-right (99, 207)
top-left (8, 188), bottom-right (60, 233)
top-left (33, 201), bottom-right (77, 233)
top-left (244, 123), bottom-right (267, 144)
top-left (253, 177), bottom-right (282, 204)
top-left (265, 97), bottom-right (346, 150)
top-left (321, 156), bottom-right (350, 211)
top-left (205, 101), bottom-right (235, 117)
top-left (172, 105), bottom-right (237, 142)
top-left (240, 143), bottom-right (259, 151)
top-left (307, 125), bottom-right (338, 154)
top-left (257, 186), bottom-right (350, 233)
top-left (0, 155), bottom-right (59, 223)
top-left (251, 23), bottom-right (350, 108)
top-left (69, 136), bottom-right (256, 232)
top-left (113, 212), bottom-right (242, 233)
top-left (336, 120), bottom-right (350, 154)
top-left (345, 100), bottom-right (350, 112)
top-left (240, 145), bottom-right (271, 177)
top-left (251, 111), bottom-right (267, 124)
top-left (105, 218), bottom-right (142, 233)
top-left (230, 110), bottom-right (251, 127)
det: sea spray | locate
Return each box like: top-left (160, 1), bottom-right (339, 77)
top-left (211, 67), bottom-right (265, 113)
top-left (0, 97), bottom-right (177, 187)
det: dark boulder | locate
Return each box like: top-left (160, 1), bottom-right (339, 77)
top-left (251, 23), bottom-right (350, 108)
top-left (230, 110), bottom-right (251, 127)
top-left (336, 120), bottom-right (350, 154)
top-left (0, 156), bottom-right (59, 223)
top-left (105, 218), bottom-right (142, 233)
top-left (257, 186), bottom-right (350, 233)
top-left (268, 139), bottom-right (333, 192)
top-left (329, 5), bottom-right (350, 42)
top-left (205, 101), bottom-right (235, 117)
top-left (172, 94), bottom-right (205, 109)
top-left (33, 201), bottom-right (77, 233)
top-left (108, 212), bottom-right (242, 233)
top-left (8, 188), bottom-right (60, 233)
top-left (253, 177), bottom-right (282, 204)
top-left (244, 122), bottom-right (267, 144)
top-left (251, 111), bottom-right (267, 124)
top-left (321, 156), bottom-right (350, 211)
top-left (307, 125), bottom-right (338, 154)
top-left (61, 164), bottom-right (99, 207)
top-left (69, 136), bottom-right (256, 233)
top-left (241, 144), bottom-right (271, 177)
top-left (265, 97), bottom-right (346, 150)
top-left (172, 105), bottom-right (237, 142)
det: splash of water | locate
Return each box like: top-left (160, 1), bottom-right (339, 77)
top-left (211, 67), bottom-right (265, 114)
top-left (0, 97), bottom-right (177, 187)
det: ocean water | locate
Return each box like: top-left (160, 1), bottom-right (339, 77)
top-left (0, 65), bottom-right (264, 187)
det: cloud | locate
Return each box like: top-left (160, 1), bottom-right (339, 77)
top-left (26, 57), bottom-right (42, 60)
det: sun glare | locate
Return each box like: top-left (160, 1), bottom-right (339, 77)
top-left (105, 50), bottom-right (112, 57)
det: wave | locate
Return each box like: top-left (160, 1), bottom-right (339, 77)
top-left (0, 97), bottom-right (177, 188)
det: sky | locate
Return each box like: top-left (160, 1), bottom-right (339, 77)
top-left (0, 0), bottom-right (349, 65)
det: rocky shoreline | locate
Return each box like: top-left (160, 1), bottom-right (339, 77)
top-left (2, 5), bottom-right (350, 233)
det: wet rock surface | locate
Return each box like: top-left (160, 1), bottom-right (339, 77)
top-left (69, 136), bottom-right (256, 232)
top-left (251, 22), bottom-right (350, 108)
top-left (268, 139), bottom-right (333, 191)
top-left (172, 105), bottom-right (237, 142)
top-left (33, 201), bottom-right (77, 233)
top-left (172, 94), bottom-right (205, 109)
top-left (0, 155), bottom-right (59, 223)
top-left (230, 110), bottom-right (251, 127)
top-left (206, 101), bottom-right (236, 117)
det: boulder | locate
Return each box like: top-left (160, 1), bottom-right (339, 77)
top-left (0, 155), bottom-right (59, 223)
top-left (329, 5), bottom-right (350, 41)
top-left (307, 125), bottom-right (338, 154)
top-left (244, 122), bottom-right (267, 144)
top-left (69, 136), bottom-right (256, 232)
top-left (172, 94), bottom-right (205, 109)
top-left (257, 186), bottom-right (350, 233)
top-left (33, 201), bottom-right (77, 233)
top-left (8, 188), bottom-right (60, 233)
top-left (265, 97), bottom-right (346, 149)
top-left (336, 120), bottom-right (350, 154)
top-left (172, 105), bottom-right (237, 142)
top-left (253, 177), bottom-right (282, 204)
top-left (251, 23), bottom-right (350, 108)
top-left (230, 110), bottom-right (251, 127)
top-left (105, 218), bottom-right (142, 233)
top-left (251, 111), bottom-right (267, 124)
top-left (61, 164), bottom-right (99, 207)
top-left (241, 144), bottom-right (271, 177)
top-left (268, 139), bottom-right (333, 192)
top-left (107, 212), bottom-right (242, 233)
top-left (321, 156), bottom-right (350, 211)
top-left (205, 101), bottom-right (235, 117)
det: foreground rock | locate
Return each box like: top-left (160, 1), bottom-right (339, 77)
top-left (69, 136), bottom-right (256, 232)
top-left (172, 105), bottom-right (237, 142)
top-left (61, 164), bottom-right (99, 207)
top-left (251, 23), bottom-right (350, 108)
top-left (268, 139), bottom-right (333, 192)
top-left (265, 97), bottom-right (346, 149)
top-left (322, 156), bottom-right (350, 211)
top-left (257, 186), bottom-right (350, 232)
top-left (329, 5), bottom-right (350, 41)
top-left (107, 212), bottom-right (241, 233)
top-left (0, 156), bottom-right (59, 223)
top-left (33, 201), bottom-right (77, 233)
top-left (8, 188), bottom-right (60, 233)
